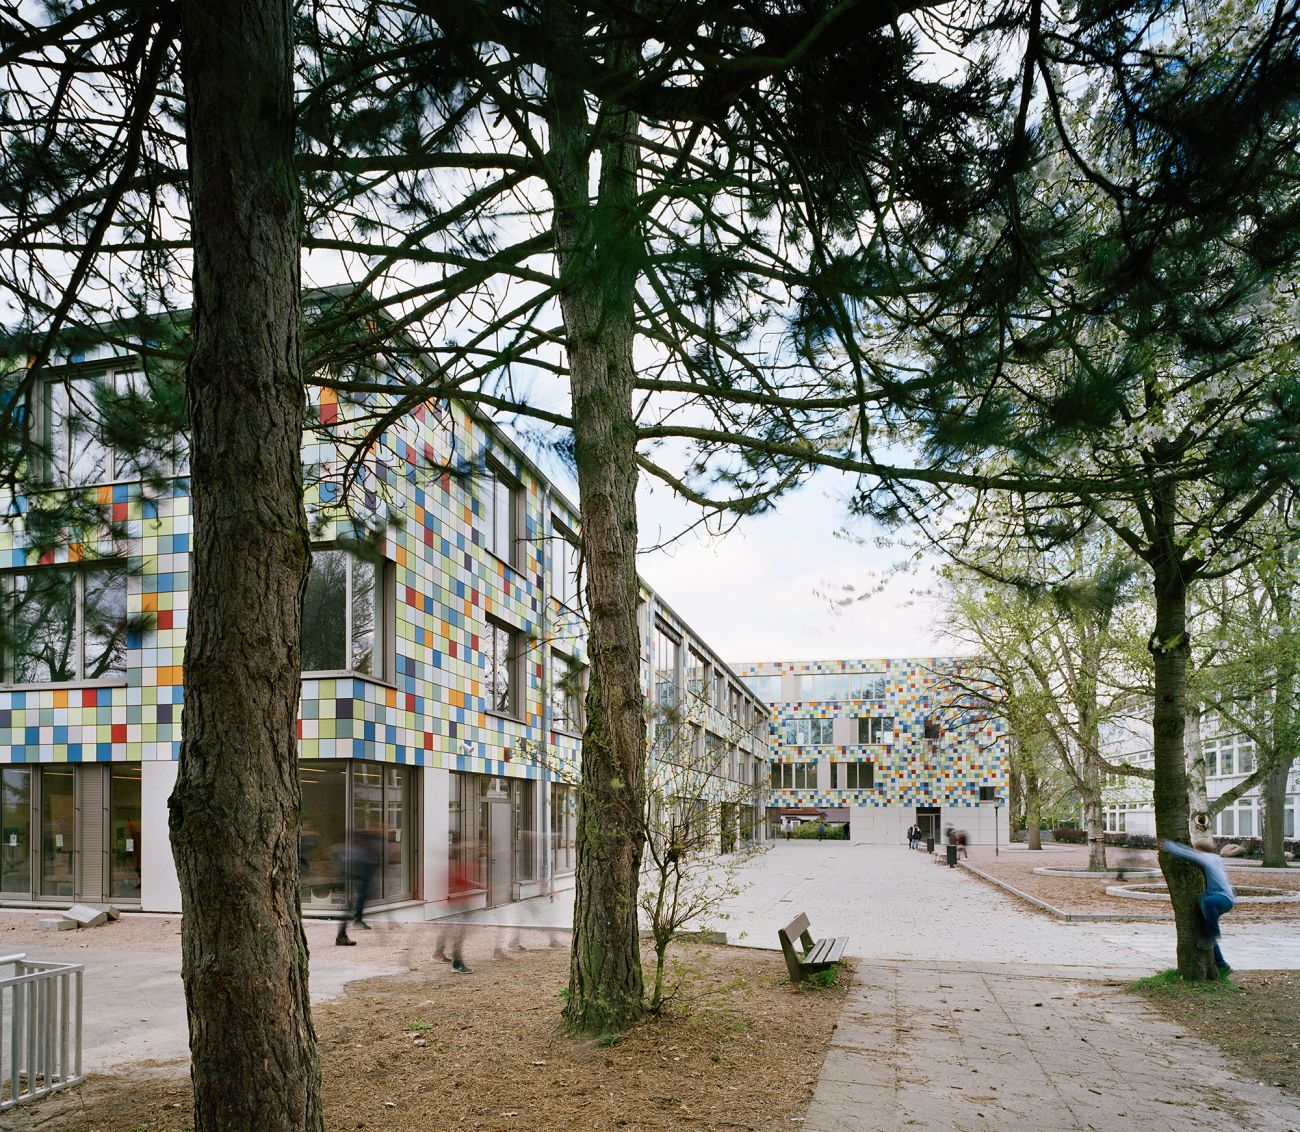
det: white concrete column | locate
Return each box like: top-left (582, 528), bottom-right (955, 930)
top-left (140, 760), bottom-right (181, 913)
top-left (422, 765), bottom-right (450, 909)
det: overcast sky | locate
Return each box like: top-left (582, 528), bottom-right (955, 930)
top-left (634, 468), bottom-right (948, 667)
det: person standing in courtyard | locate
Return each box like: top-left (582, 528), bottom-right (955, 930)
top-left (336, 827), bottom-right (381, 946)
top-left (1162, 838), bottom-right (1236, 973)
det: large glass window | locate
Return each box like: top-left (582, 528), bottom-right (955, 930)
top-left (302, 548), bottom-right (391, 679)
top-left (742, 674), bottom-right (781, 701)
top-left (485, 618), bottom-right (523, 716)
top-left (783, 717), bottom-right (834, 745)
top-left (449, 772), bottom-right (484, 894)
top-left (298, 760), bottom-right (416, 909)
top-left (514, 778), bottom-right (537, 881)
top-left (551, 783), bottom-right (576, 875)
top-left (654, 621), bottom-right (681, 708)
top-left (5, 564), bottom-right (128, 684)
top-left (40, 767), bottom-right (76, 898)
top-left (109, 764), bottom-right (142, 900)
top-left (483, 464), bottom-right (519, 565)
top-left (858, 716), bottom-right (896, 745)
top-left (800, 671), bottom-right (887, 701)
top-left (550, 650), bottom-right (584, 732)
top-left (43, 370), bottom-right (187, 487)
top-left (1, 768), bottom-right (31, 895)
top-left (551, 518), bottom-right (581, 607)
top-left (770, 762), bottom-right (816, 790)
top-left (687, 649), bottom-right (708, 699)
top-left (832, 761), bottom-right (874, 789)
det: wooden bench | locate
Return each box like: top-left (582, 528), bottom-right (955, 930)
top-left (777, 912), bottom-right (848, 983)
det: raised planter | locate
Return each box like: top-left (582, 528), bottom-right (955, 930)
top-left (1106, 883), bottom-right (1300, 904)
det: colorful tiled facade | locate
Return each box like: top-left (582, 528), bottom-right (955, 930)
top-left (733, 657), bottom-right (1008, 845)
top-left (0, 340), bottom-right (769, 913)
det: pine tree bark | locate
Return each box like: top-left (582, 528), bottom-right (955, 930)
top-left (1149, 527), bottom-right (1218, 981)
top-left (169, 2), bottom-right (322, 1127)
top-left (549, 1), bottom-right (647, 1034)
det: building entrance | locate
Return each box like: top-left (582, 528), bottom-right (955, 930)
top-left (915, 806), bottom-right (941, 846)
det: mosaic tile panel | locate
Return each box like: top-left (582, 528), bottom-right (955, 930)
top-left (735, 657), bottom-right (1008, 810)
top-left (0, 368), bottom-right (770, 793)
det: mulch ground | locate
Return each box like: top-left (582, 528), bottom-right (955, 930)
top-left (24, 939), bottom-right (850, 1132)
top-left (960, 844), bottom-right (1300, 920)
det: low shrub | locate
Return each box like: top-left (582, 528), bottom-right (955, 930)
top-left (1050, 827), bottom-right (1087, 844)
top-left (792, 821), bottom-right (848, 840)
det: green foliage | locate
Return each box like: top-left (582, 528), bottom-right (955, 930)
top-left (791, 821), bottom-right (847, 840)
top-left (800, 965), bottom-right (842, 990)
top-left (407, 1019), bottom-right (433, 1033)
top-left (1131, 969), bottom-right (1240, 996)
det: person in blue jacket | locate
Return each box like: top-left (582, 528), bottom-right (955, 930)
top-left (1162, 839), bottom-right (1235, 973)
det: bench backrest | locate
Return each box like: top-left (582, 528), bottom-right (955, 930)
top-left (777, 913), bottom-right (818, 982)
top-left (780, 913), bottom-right (811, 943)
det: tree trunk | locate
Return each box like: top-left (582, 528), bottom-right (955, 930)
top-left (1184, 706), bottom-right (1215, 851)
top-left (549, 2), bottom-right (647, 1035)
top-left (170, 3), bottom-right (321, 1127)
top-left (1263, 591), bottom-right (1296, 868)
top-left (1261, 756), bottom-right (1292, 867)
top-left (1149, 548), bottom-right (1217, 981)
top-left (1024, 754), bottom-right (1043, 851)
top-left (1082, 772), bottom-right (1107, 871)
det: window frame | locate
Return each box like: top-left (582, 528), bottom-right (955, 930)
top-left (832, 761), bottom-right (874, 790)
top-left (483, 461), bottom-right (521, 568)
top-left (2, 561), bottom-right (130, 687)
top-left (550, 517), bottom-right (582, 608)
top-left (485, 616), bottom-right (525, 719)
top-left (301, 546), bottom-right (396, 683)
top-left (550, 648), bottom-right (585, 734)
top-left (857, 715), bottom-right (896, 745)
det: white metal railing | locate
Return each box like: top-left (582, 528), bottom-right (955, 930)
top-left (0, 953), bottom-right (84, 1111)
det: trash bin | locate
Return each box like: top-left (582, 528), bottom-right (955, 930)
top-left (946, 843), bottom-right (958, 867)
top-left (925, 837), bottom-right (935, 854)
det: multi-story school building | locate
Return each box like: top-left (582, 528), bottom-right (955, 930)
top-left (734, 657), bottom-right (1008, 844)
top-left (0, 338), bottom-right (769, 915)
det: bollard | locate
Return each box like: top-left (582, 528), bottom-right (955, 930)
top-left (946, 843), bottom-right (957, 868)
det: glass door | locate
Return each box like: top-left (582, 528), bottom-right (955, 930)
top-left (1, 768), bottom-right (31, 896)
top-left (109, 765), bottom-right (142, 900)
top-left (40, 766), bottom-right (76, 898)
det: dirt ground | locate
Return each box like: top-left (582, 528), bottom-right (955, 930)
top-left (22, 937), bottom-right (850, 1132)
top-left (960, 845), bottom-right (1300, 920)
top-left (1133, 969), bottom-right (1300, 1099)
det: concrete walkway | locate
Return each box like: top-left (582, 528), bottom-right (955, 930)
top-left (808, 959), bottom-right (1299, 1131)
top-left (460, 841), bottom-right (1300, 1130)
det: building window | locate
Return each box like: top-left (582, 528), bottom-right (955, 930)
top-left (301, 548), bottom-right (393, 679)
top-left (687, 648), bottom-right (708, 699)
top-left (551, 518), bottom-right (581, 607)
top-left (41, 370), bottom-right (188, 488)
top-left (485, 618), bottom-right (523, 716)
top-left (924, 718), bottom-right (943, 740)
top-left (979, 785), bottom-right (997, 801)
top-left (298, 760), bottom-right (416, 908)
top-left (712, 667), bottom-right (727, 708)
top-left (858, 716), bottom-right (895, 745)
top-left (4, 563), bottom-right (128, 684)
top-left (770, 762), bottom-right (816, 790)
top-left (654, 621), bottom-right (681, 708)
top-left (482, 463), bottom-right (519, 566)
top-left (551, 650), bottom-right (584, 732)
top-left (743, 674), bottom-right (781, 701)
top-left (832, 762), bottom-right (874, 789)
top-left (799, 671), bottom-right (887, 701)
top-left (783, 717), bottom-right (834, 745)
top-left (551, 782), bottom-right (577, 875)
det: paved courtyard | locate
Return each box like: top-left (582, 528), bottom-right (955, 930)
top-left (9, 841), bottom-right (1300, 1130)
